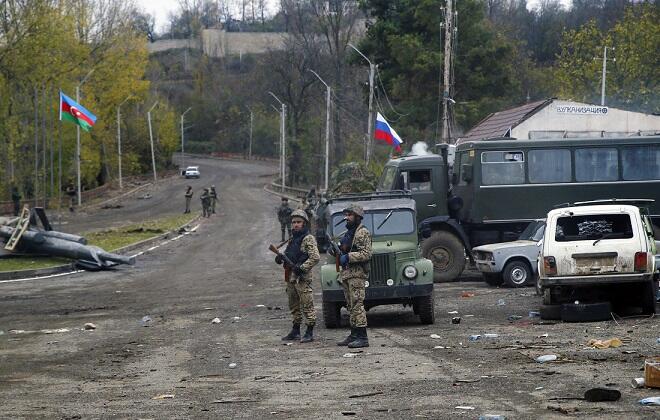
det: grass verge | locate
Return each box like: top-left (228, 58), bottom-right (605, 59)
top-left (0, 213), bottom-right (197, 273)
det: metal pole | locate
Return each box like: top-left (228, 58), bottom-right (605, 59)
top-left (366, 63), bottom-right (375, 164)
top-left (34, 86), bottom-right (39, 206)
top-left (601, 46), bottom-right (607, 106)
top-left (282, 103), bottom-right (287, 192)
top-left (181, 107), bottom-right (192, 169)
top-left (249, 110), bottom-right (253, 160)
top-left (309, 69), bottom-right (332, 192)
top-left (271, 104), bottom-right (282, 187)
top-left (147, 101), bottom-right (159, 183)
top-left (442, 0), bottom-right (453, 143)
top-left (117, 105), bottom-right (122, 190)
top-left (75, 68), bottom-right (94, 206)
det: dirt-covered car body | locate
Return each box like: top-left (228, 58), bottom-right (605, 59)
top-left (320, 192), bottom-right (435, 327)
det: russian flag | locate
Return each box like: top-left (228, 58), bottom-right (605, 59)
top-left (374, 112), bottom-right (403, 151)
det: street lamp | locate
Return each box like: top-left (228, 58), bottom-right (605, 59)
top-left (76, 68), bottom-right (95, 205)
top-left (181, 107), bottom-right (192, 169)
top-left (308, 69), bottom-right (331, 193)
top-left (348, 42), bottom-right (376, 165)
top-left (268, 91), bottom-right (287, 192)
top-left (117, 95), bottom-right (133, 190)
top-left (147, 101), bottom-right (159, 182)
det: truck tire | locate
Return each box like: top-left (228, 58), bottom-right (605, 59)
top-left (502, 260), bottom-right (533, 288)
top-left (540, 304), bottom-right (561, 320)
top-left (415, 293), bottom-right (435, 325)
top-left (561, 301), bottom-right (612, 322)
top-left (641, 281), bottom-right (658, 315)
top-left (483, 273), bottom-right (504, 287)
top-left (322, 300), bottom-right (341, 329)
top-left (422, 231), bottom-right (466, 283)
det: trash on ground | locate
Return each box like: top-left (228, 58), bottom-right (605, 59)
top-left (536, 354), bottom-right (558, 363)
top-left (507, 315), bottom-right (523, 321)
top-left (535, 386), bottom-right (544, 390)
top-left (497, 299), bottom-right (506, 306)
top-left (348, 391), bottom-right (384, 398)
top-left (483, 333), bottom-right (499, 339)
top-left (138, 193), bottom-right (152, 200)
top-left (343, 353), bottom-right (359, 358)
top-left (461, 292), bottom-right (475, 298)
top-left (232, 316), bottom-right (241, 322)
top-left (528, 311), bottom-right (540, 317)
top-left (211, 318), bottom-right (221, 324)
top-left (645, 357), bottom-right (660, 388)
top-left (638, 397), bottom-right (660, 406)
top-left (587, 338), bottom-right (623, 349)
top-left (447, 310), bottom-right (459, 314)
top-left (341, 411), bottom-right (357, 416)
top-left (43, 328), bottom-right (70, 334)
top-left (584, 388), bottom-right (620, 402)
top-left (255, 304), bottom-right (266, 308)
top-left (479, 415), bottom-right (506, 420)
top-left (537, 333), bottom-right (549, 338)
top-left (141, 315), bottom-right (152, 326)
top-left (434, 346), bottom-right (450, 349)
top-left (469, 335), bottom-right (481, 341)
top-left (152, 394), bottom-right (175, 399)
top-left (283, 342), bottom-right (293, 346)
top-left (84, 323), bottom-right (97, 330)
top-left (455, 406), bottom-right (475, 410)
top-left (455, 378), bottom-right (481, 383)
top-left (430, 334), bottom-right (442, 339)
top-left (451, 317), bottom-right (461, 324)
top-left (228, 363), bottom-right (237, 368)
top-left (631, 378), bottom-right (645, 388)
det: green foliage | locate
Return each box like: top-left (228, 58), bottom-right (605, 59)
top-left (330, 162), bottom-right (379, 195)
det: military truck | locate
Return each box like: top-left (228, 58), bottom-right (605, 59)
top-left (378, 136), bottom-right (660, 282)
top-left (320, 192), bottom-right (435, 327)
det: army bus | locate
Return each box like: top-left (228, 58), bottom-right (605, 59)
top-left (378, 136), bottom-right (660, 282)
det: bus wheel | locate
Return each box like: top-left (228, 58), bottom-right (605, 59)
top-left (422, 231), bottom-right (465, 283)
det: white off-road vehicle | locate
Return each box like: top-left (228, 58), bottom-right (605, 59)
top-left (538, 200), bottom-right (658, 320)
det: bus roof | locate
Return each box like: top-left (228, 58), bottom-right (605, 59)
top-left (457, 135), bottom-right (660, 151)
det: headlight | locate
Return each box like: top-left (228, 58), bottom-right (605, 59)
top-left (403, 265), bottom-right (418, 279)
top-left (476, 251), bottom-right (494, 261)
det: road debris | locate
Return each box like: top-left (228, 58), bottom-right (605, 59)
top-left (140, 316), bottom-right (152, 326)
top-left (537, 334), bottom-right (549, 338)
top-left (211, 318), bottom-right (221, 324)
top-left (507, 315), bottom-right (522, 321)
top-left (461, 292), bottom-right (475, 298)
top-left (343, 353), bottom-right (360, 358)
top-left (528, 311), bottom-right (540, 317)
top-left (587, 338), bottom-right (622, 349)
top-left (584, 388), bottom-right (620, 402)
top-left (430, 334), bottom-right (442, 339)
top-left (455, 406), bottom-right (475, 410)
top-left (638, 397), bottom-right (660, 406)
top-left (469, 335), bottom-right (481, 341)
top-left (497, 299), bottom-right (506, 306)
top-left (152, 394), bottom-right (175, 400)
top-left (84, 323), bottom-right (97, 330)
top-left (255, 304), bottom-right (266, 308)
top-left (232, 316), bottom-right (242, 321)
top-left (536, 354), bottom-right (558, 363)
top-left (213, 399), bottom-right (258, 404)
top-left (349, 391), bottom-right (384, 398)
top-left (451, 317), bottom-right (461, 324)
top-left (479, 415), bottom-right (506, 420)
top-left (447, 310), bottom-right (459, 314)
top-left (631, 378), bottom-right (645, 388)
top-left (228, 363), bottom-right (237, 368)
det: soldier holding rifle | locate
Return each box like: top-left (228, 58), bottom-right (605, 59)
top-left (270, 209), bottom-right (320, 343)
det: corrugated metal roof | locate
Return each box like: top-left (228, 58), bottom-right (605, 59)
top-left (457, 99), bottom-right (552, 144)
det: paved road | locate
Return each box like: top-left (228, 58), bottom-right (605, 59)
top-left (0, 158), bottom-right (657, 419)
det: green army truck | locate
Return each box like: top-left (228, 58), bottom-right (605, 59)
top-left (378, 136), bottom-right (660, 282)
top-left (320, 192), bottom-right (435, 328)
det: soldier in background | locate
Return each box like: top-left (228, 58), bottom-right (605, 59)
top-left (11, 185), bottom-right (21, 216)
top-left (65, 182), bottom-right (76, 212)
top-left (184, 186), bottom-right (193, 214)
top-left (275, 209), bottom-right (320, 343)
top-left (200, 188), bottom-right (211, 218)
top-left (209, 185), bottom-right (218, 214)
top-left (277, 197), bottom-right (293, 242)
top-left (334, 203), bottom-right (372, 348)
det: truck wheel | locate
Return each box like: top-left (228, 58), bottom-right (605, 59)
top-left (483, 273), bottom-right (504, 287)
top-left (502, 260), bottom-right (532, 288)
top-left (422, 231), bottom-right (465, 283)
top-left (415, 293), bottom-right (435, 325)
top-left (539, 304), bottom-right (561, 320)
top-left (322, 300), bottom-right (341, 329)
top-left (561, 301), bottom-right (612, 322)
top-left (641, 281), bottom-right (658, 315)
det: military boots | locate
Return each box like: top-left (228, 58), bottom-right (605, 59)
top-left (281, 323), bottom-right (301, 341)
top-left (347, 327), bottom-right (369, 348)
top-left (300, 325), bottom-right (314, 343)
top-left (336, 328), bottom-right (357, 346)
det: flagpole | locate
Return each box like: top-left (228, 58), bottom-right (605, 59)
top-left (76, 68), bottom-right (94, 206)
top-left (147, 101), bottom-right (159, 183)
top-left (308, 69), bottom-right (331, 193)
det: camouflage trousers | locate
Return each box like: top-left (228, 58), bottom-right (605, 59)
top-left (286, 278), bottom-right (316, 326)
top-left (341, 277), bottom-right (367, 328)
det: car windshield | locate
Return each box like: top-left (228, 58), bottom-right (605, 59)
top-left (555, 213), bottom-right (633, 242)
top-left (331, 209), bottom-right (415, 237)
top-left (519, 220), bottom-right (545, 241)
top-left (377, 166), bottom-right (397, 191)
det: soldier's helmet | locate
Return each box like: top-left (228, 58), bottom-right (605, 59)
top-left (343, 203), bottom-right (364, 217)
top-left (211, 185), bottom-right (216, 189)
top-left (282, 197), bottom-right (289, 202)
top-left (203, 187), bottom-right (209, 192)
top-left (291, 209), bottom-right (309, 223)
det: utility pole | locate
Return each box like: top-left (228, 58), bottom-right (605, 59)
top-left (246, 106), bottom-right (253, 160)
top-left (269, 92), bottom-right (286, 192)
top-left (349, 43), bottom-right (375, 165)
top-left (117, 95), bottom-right (132, 190)
top-left (75, 68), bottom-right (94, 206)
top-left (309, 69), bottom-right (331, 192)
top-left (147, 101), bottom-right (159, 183)
top-left (181, 107), bottom-right (192, 169)
top-left (441, 0), bottom-right (453, 144)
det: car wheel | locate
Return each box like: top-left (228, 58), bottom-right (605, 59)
top-left (502, 260), bottom-right (532, 288)
top-left (561, 301), bottom-right (612, 322)
top-left (483, 273), bottom-right (504, 287)
top-left (415, 293), bottom-right (435, 325)
top-left (641, 281), bottom-right (658, 315)
top-left (322, 300), bottom-right (341, 328)
top-left (421, 231), bottom-right (466, 283)
top-left (539, 304), bottom-right (561, 320)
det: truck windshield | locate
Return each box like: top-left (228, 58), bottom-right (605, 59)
top-left (377, 166), bottom-right (397, 191)
top-left (555, 214), bottom-right (633, 242)
top-left (331, 210), bottom-right (415, 237)
top-left (518, 220), bottom-right (545, 241)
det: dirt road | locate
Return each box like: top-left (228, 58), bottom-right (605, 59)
top-left (1, 158), bottom-right (658, 419)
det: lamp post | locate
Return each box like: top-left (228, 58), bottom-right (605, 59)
top-left (268, 91), bottom-right (286, 192)
top-left (308, 69), bottom-right (331, 192)
top-left (117, 95), bottom-right (133, 190)
top-left (348, 42), bottom-right (375, 165)
top-left (76, 68), bottom-right (95, 205)
top-left (181, 107), bottom-right (192, 169)
top-left (147, 101), bottom-right (159, 182)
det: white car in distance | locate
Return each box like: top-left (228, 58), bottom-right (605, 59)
top-left (184, 166), bottom-right (200, 179)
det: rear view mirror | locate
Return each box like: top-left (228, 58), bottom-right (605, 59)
top-left (461, 164), bottom-right (473, 183)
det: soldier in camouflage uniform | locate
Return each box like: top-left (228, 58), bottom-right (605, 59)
top-left (335, 203), bottom-right (372, 348)
top-left (275, 209), bottom-right (320, 343)
top-left (200, 188), bottom-right (211, 218)
top-left (209, 185), bottom-right (218, 214)
top-left (277, 197), bottom-right (293, 242)
top-left (184, 186), bottom-right (193, 214)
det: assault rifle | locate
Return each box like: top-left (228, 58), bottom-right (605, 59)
top-left (268, 240), bottom-right (294, 282)
top-left (325, 232), bottom-right (341, 272)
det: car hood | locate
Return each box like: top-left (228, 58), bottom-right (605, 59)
top-left (473, 240), bottom-right (538, 253)
top-left (372, 240), bottom-right (417, 254)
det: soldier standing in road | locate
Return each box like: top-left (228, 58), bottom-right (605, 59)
top-left (275, 209), bottom-right (320, 343)
top-left (65, 182), bottom-right (76, 212)
top-left (335, 203), bottom-right (372, 348)
top-left (11, 185), bottom-right (21, 216)
top-left (200, 188), bottom-right (211, 218)
top-left (209, 185), bottom-right (218, 214)
top-left (184, 185), bottom-right (193, 214)
top-left (277, 197), bottom-right (293, 242)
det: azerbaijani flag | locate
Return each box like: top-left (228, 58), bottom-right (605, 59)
top-left (60, 91), bottom-right (97, 132)
top-left (375, 112), bottom-right (403, 151)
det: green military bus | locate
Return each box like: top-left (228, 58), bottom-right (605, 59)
top-left (378, 136), bottom-right (660, 282)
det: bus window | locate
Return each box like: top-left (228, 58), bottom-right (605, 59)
top-left (409, 170), bottom-right (432, 191)
top-left (622, 145), bottom-right (660, 180)
top-left (481, 151), bottom-right (524, 185)
top-left (528, 149), bottom-right (571, 183)
top-left (575, 148), bottom-right (618, 182)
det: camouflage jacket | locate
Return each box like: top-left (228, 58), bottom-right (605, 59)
top-left (340, 224), bottom-right (372, 281)
top-left (290, 234), bottom-right (320, 283)
top-left (185, 190), bottom-right (193, 198)
top-left (200, 192), bottom-right (211, 204)
top-left (209, 188), bottom-right (218, 199)
top-left (277, 204), bottom-right (293, 224)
